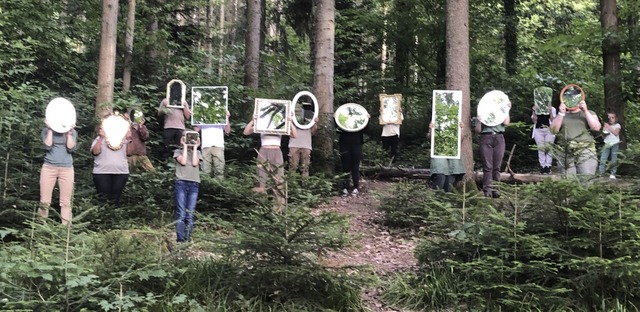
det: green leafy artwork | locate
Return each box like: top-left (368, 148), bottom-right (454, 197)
top-left (191, 87), bottom-right (228, 125)
top-left (336, 105), bottom-right (368, 131)
top-left (431, 91), bottom-right (462, 158)
top-left (533, 86), bottom-right (553, 115)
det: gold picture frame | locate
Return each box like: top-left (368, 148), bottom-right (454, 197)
top-left (379, 93), bottom-right (402, 125)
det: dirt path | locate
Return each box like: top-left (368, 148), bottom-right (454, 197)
top-left (318, 179), bottom-right (418, 312)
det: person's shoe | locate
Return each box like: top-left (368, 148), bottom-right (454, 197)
top-left (540, 166), bottom-right (546, 174)
top-left (341, 188), bottom-right (349, 197)
top-left (609, 174), bottom-right (616, 179)
top-left (351, 188), bottom-right (359, 196)
top-left (492, 191), bottom-right (501, 198)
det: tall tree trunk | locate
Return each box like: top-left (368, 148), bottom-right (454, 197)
top-left (503, 0), bottom-right (518, 75)
top-left (218, 0), bottom-right (226, 76)
top-left (244, 0), bottom-right (261, 90)
top-left (96, 0), bottom-right (119, 119)
top-left (312, 0), bottom-right (335, 174)
top-left (123, 0), bottom-right (136, 92)
top-left (446, 0), bottom-right (472, 179)
top-left (205, 0), bottom-right (214, 74)
top-left (600, 0), bottom-right (624, 144)
top-left (393, 0), bottom-right (412, 87)
top-left (143, 1), bottom-right (160, 82)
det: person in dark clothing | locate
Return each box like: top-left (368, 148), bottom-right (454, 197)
top-left (337, 116), bottom-right (369, 197)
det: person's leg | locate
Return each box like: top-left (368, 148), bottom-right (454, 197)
top-left (533, 128), bottom-right (546, 170)
top-left (300, 148), bottom-right (311, 177)
top-left (201, 147), bottom-right (214, 175)
top-left (288, 147), bottom-right (301, 174)
top-left (351, 144), bottom-right (363, 190)
top-left (272, 150), bottom-right (285, 212)
top-left (598, 145), bottom-right (611, 174)
top-left (256, 148), bottom-right (268, 192)
top-left (339, 144), bottom-right (352, 190)
top-left (140, 156), bottom-right (155, 172)
top-left (381, 136), bottom-right (391, 152)
top-left (479, 135), bottom-right (493, 196)
top-left (109, 174), bottom-right (129, 205)
top-left (174, 180), bottom-right (188, 242)
top-left (389, 135), bottom-right (399, 163)
top-left (609, 143), bottom-right (619, 176)
top-left (431, 174), bottom-right (446, 190)
top-left (57, 167), bottom-right (74, 225)
top-left (211, 147), bottom-right (225, 179)
top-left (39, 164), bottom-right (57, 219)
top-left (93, 174), bottom-right (113, 202)
top-left (542, 130), bottom-right (556, 168)
top-left (161, 129), bottom-right (174, 159)
top-left (444, 175), bottom-right (456, 193)
top-left (184, 181), bottom-right (199, 241)
top-left (576, 146), bottom-right (598, 175)
top-left (491, 135), bottom-right (506, 197)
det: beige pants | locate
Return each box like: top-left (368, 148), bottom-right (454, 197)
top-left (128, 155), bottom-right (155, 173)
top-left (202, 146), bottom-right (225, 178)
top-left (39, 164), bottom-right (74, 224)
top-left (288, 147), bottom-right (311, 177)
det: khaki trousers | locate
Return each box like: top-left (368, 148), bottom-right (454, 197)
top-left (288, 147), bottom-right (311, 177)
top-left (39, 164), bottom-right (74, 224)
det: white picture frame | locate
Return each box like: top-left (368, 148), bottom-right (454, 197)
top-left (291, 91), bottom-right (319, 130)
top-left (191, 86), bottom-right (228, 125)
top-left (254, 98), bottom-right (291, 135)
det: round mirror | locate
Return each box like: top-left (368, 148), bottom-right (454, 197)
top-left (291, 91), bottom-right (319, 130)
top-left (45, 97), bottom-right (76, 134)
top-left (101, 113), bottom-right (130, 150)
top-left (334, 103), bottom-right (369, 132)
top-left (477, 90), bottom-right (510, 126)
top-left (560, 84), bottom-right (585, 112)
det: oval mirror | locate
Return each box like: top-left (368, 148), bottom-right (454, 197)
top-left (477, 90), bottom-right (510, 126)
top-left (129, 108), bottom-right (145, 124)
top-left (166, 79), bottom-right (186, 108)
top-left (101, 113), bottom-right (130, 150)
top-left (334, 103), bottom-right (369, 132)
top-left (291, 91), bottom-right (319, 130)
top-left (560, 84), bottom-right (585, 112)
top-left (45, 97), bottom-right (76, 134)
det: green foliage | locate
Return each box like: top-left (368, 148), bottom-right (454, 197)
top-left (379, 179), bottom-right (640, 311)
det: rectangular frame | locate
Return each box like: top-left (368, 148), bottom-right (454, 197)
top-left (253, 98), bottom-right (291, 135)
top-left (431, 90), bottom-right (462, 159)
top-left (191, 86), bottom-right (228, 125)
top-left (379, 93), bottom-right (403, 125)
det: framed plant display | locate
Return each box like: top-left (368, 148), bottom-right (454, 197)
top-left (254, 98), bottom-right (291, 135)
top-left (166, 79), bottom-right (186, 108)
top-left (334, 103), bottom-right (369, 132)
top-left (431, 90), bottom-right (462, 159)
top-left (191, 86), bottom-right (228, 125)
top-left (533, 86), bottom-right (553, 115)
top-left (379, 93), bottom-right (402, 125)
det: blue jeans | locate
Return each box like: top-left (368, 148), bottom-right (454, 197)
top-left (175, 180), bottom-right (199, 242)
top-left (599, 143), bottom-right (620, 175)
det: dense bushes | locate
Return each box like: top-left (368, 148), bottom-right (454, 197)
top-left (380, 179), bottom-right (640, 311)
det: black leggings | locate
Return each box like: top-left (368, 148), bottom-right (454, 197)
top-left (340, 144), bottom-right (362, 189)
top-left (162, 128), bottom-right (183, 159)
top-left (382, 135), bottom-right (399, 163)
top-left (93, 174), bottom-right (129, 205)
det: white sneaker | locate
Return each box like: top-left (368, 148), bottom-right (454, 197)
top-left (351, 188), bottom-right (359, 196)
top-left (341, 188), bottom-right (349, 197)
top-left (609, 175), bottom-right (616, 179)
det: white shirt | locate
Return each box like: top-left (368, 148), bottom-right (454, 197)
top-left (261, 134), bottom-right (281, 146)
top-left (200, 125), bottom-right (225, 148)
top-left (603, 123), bottom-right (621, 144)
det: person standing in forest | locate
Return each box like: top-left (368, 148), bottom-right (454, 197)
top-left (429, 122), bottom-right (465, 192)
top-left (531, 103), bottom-right (557, 174)
top-left (338, 114), bottom-right (370, 197)
top-left (173, 131), bottom-right (202, 243)
top-left (39, 119), bottom-right (77, 225)
top-left (288, 109), bottom-right (318, 177)
top-left (380, 110), bottom-right (404, 164)
top-left (127, 109), bottom-right (155, 172)
top-left (195, 111), bottom-right (231, 179)
top-left (91, 125), bottom-right (132, 206)
top-left (598, 112), bottom-right (621, 179)
top-left (158, 97), bottom-right (191, 159)
top-left (549, 100), bottom-right (601, 176)
top-left (474, 102), bottom-right (511, 198)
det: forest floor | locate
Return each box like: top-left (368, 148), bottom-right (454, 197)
top-left (317, 179), bottom-right (419, 312)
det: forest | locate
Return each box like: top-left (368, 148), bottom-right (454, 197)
top-left (2, 0), bottom-right (640, 310)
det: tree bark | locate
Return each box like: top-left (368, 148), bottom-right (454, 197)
top-left (244, 0), bottom-right (261, 90)
top-left (445, 0), bottom-right (472, 180)
top-left (503, 0), bottom-right (518, 75)
top-left (312, 0), bottom-right (335, 174)
top-left (123, 0), bottom-right (136, 92)
top-left (600, 0), bottom-right (624, 146)
top-left (205, 0), bottom-right (214, 74)
top-left (96, 0), bottom-right (119, 119)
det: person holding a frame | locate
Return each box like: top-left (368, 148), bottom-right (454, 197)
top-left (158, 80), bottom-right (192, 159)
top-left (173, 130), bottom-right (202, 243)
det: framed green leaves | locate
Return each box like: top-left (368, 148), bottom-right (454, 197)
top-left (254, 98), bottom-right (291, 135)
top-left (533, 86), bottom-right (553, 115)
top-left (431, 90), bottom-right (462, 159)
top-left (560, 84), bottom-right (585, 112)
top-left (191, 86), bottom-right (228, 125)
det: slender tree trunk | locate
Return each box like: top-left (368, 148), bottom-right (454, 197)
top-left (218, 0), bottom-right (226, 76)
top-left (503, 0), bottom-right (518, 75)
top-left (123, 0), bottom-right (136, 92)
top-left (96, 0), bottom-right (119, 119)
top-left (393, 0), bottom-right (412, 87)
top-left (446, 0), bottom-right (472, 179)
top-left (205, 0), bottom-right (214, 74)
top-left (244, 0), bottom-right (261, 90)
top-left (600, 0), bottom-right (624, 144)
top-left (312, 0), bottom-right (335, 174)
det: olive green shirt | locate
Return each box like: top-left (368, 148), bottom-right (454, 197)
top-left (556, 110), bottom-right (596, 143)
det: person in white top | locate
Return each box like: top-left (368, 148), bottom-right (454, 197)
top-left (288, 110), bottom-right (318, 177)
top-left (381, 112), bottom-right (403, 164)
top-left (194, 111), bottom-right (231, 179)
top-left (598, 112), bottom-right (622, 179)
